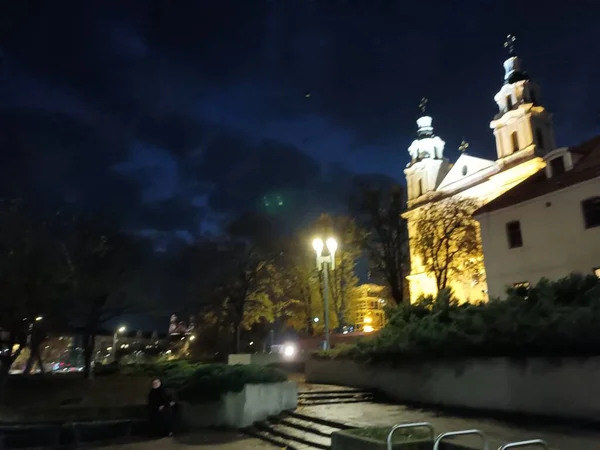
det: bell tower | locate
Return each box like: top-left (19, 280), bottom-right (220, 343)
top-left (490, 35), bottom-right (555, 163)
top-left (404, 98), bottom-right (451, 204)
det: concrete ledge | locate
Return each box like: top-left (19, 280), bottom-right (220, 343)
top-left (180, 381), bottom-right (297, 429)
top-left (228, 353), bottom-right (284, 366)
top-left (307, 357), bottom-right (600, 421)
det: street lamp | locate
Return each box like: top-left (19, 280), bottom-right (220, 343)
top-left (312, 237), bottom-right (338, 350)
top-left (112, 325), bottom-right (126, 363)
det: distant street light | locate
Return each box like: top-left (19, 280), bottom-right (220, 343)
top-left (112, 325), bottom-right (126, 363)
top-left (313, 237), bottom-right (338, 351)
top-left (313, 317), bottom-right (319, 323)
top-left (35, 316), bottom-right (43, 322)
top-left (189, 334), bottom-right (196, 341)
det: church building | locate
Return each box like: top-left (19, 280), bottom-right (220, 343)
top-left (403, 42), bottom-right (555, 303)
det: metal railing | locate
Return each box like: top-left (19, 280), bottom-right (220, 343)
top-left (434, 429), bottom-right (489, 450)
top-left (498, 439), bottom-right (548, 450)
top-left (386, 422), bottom-right (435, 450)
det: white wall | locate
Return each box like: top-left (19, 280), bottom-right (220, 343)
top-left (180, 381), bottom-right (297, 428)
top-left (306, 358), bottom-right (600, 421)
top-left (477, 177), bottom-right (600, 299)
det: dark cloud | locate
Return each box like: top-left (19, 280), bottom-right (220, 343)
top-left (0, 0), bottom-right (598, 240)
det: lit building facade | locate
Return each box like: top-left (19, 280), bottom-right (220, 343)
top-left (352, 284), bottom-right (387, 332)
top-left (403, 50), bottom-right (554, 303)
top-left (475, 139), bottom-right (600, 298)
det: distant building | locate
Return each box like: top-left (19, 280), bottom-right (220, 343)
top-left (474, 137), bottom-right (600, 298)
top-left (352, 284), bottom-right (387, 333)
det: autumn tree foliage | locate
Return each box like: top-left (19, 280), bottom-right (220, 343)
top-left (412, 197), bottom-right (484, 293)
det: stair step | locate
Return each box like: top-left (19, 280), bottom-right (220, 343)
top-left (242, 427), bottom-right (301, 450)
top-left (268, 417), bottom-right (336, 437)
top-left (298, 389), bottom-right (370, 395)
top-left (255, 422), bottom-right (329, 449)
top-left (287, 411), bottom-right (354, 431)
top-left (298, 393), bottom-right (374, 400)
top-left (299, 398), bottom-right (374, 406)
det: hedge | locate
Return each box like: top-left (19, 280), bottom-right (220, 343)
top-left (120, 361), bottom-right (288, 403)
top-left (313, 274), bottom-right (600, 364)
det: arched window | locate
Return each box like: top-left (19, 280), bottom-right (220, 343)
top-left (582, 197), bottom-right (600, 229)
top-left (506, 94), bottom-right (513, 111)
top-left (417, 179), bottom-right (423, 197)
top-left (511, 131), bottom-right (519, 153)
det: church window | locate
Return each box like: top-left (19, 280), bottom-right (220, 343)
top-left (535, 128), bottom-right (545, 150)
top-left (582, 197), bottom-right (600, 229)
top-left (462, 165), bottom-right (468, 176)
top-left (417, 179), bottom-right (423, 197)
top-left (506, 94), bottom-right (513, 111)
top-left (506, 221), bottom-right (523, 248)
top-left (511, 131), bottom-right (519, 153)
top-left (549, 157), bottom-right (565, 176)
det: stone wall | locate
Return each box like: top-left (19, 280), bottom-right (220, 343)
top-left (180, 381), bottom-right (297, 429)
top-left (306, 358), bottom-right (600, 421)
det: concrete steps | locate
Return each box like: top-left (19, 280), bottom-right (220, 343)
top-left (243, 411), bottom-right (352, 450)
top-left (298, 389), bottom-right (375, 406)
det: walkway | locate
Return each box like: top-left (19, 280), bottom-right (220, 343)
top-left (101, 431), bottom-right (275, 450)
top-left (297, 381), bottom-right (600, 450)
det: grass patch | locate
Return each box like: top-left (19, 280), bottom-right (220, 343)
top-left (346, 427), bottom-right (431, 443)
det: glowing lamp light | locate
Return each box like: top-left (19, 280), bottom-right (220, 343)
top-left (364, 325), bottom-right (374, 333)
top-left (189, 335), bottom-right (196, 341)
top-left (312, 238), bottom-right (324, 256)
top-left (313, 317), bottom-right (320, 323)
top-left (283, 344), bottom-right (296, 358)
top-left (363, 316), bottom-right (373, 324)
top-left (326, 237), bottom-right (338, 254)
top-left (35, 316), bottom-right (43, 322)
top-left (117, 326), bottom-right (126, 333)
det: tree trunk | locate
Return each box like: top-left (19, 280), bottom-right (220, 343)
top-left (0, 364), bottom-right (9, 404)
top-left (83, 333), bottom-right (96, 380)
top-left (24, 344), bottom-right (45, 375)
top-left (234, 322), bottom-right (242, 354)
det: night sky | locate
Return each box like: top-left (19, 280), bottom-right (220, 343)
top-left (1, 0), bottom-right (599, 242)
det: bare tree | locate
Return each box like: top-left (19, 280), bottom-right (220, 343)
top-left (354, 185), bottom-right (410, 305)
top-left (59, 218), bottom-right (145, 378)
top-left (412, 197), bottom-right (483, 292)
top-left (0, 200), bottom-right (66, 397)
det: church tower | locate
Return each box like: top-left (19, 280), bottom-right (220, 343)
top-left (404, 99), bottom-right (451, 205)
top-left (490, 35), bottom-right (556, 163)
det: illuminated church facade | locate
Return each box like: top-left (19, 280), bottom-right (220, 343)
top-left (403, 45), bottom-right (555, 303)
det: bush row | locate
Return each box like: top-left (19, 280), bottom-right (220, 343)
top-left (313, 274), bottom-right (600, 364)
top-left (102, 361), bottom-right (288, 403)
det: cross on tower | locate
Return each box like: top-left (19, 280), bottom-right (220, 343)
top-left (419, 97), bottom-right (428, 114)
top-left (458, 138), bottom-right (469, 153)
top-left (504, 34), bottom-right (516, 55)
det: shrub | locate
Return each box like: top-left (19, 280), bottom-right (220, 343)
top-left (313, 274), bottom-right (600, 363)
top-left (120, 361), bottom-right (287, 403)
top-left (176, 364), bottom-right (288, 403)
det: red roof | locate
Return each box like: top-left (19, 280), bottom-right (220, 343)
top-left (474, 135), bottom-right (600, 215)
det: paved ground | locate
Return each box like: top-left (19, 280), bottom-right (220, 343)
top-left (297, 380), bottom-right (600, 450)
top-left (101, 431), bottom-right (276, 450)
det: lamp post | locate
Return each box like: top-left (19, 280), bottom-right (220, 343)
top-left (312, 237), bottom-right (338, 351)
top-left (112, 326), bottom-right (126, 363)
